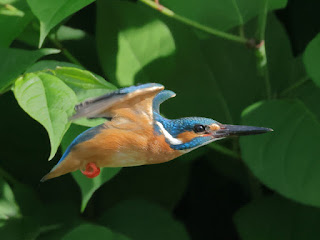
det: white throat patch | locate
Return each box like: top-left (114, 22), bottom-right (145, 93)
top-left (155, 121), bottom-right (183, 145)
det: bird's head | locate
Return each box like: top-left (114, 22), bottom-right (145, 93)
top-left (153, 90), bottom-right (272, 152)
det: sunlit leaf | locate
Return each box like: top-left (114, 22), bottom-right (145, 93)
top-left (96, 0), bottom-right (175, 86)
top-left (53, 67), bottom-right (116, 102)
top-left (26, 0), bottom-right (95, 47)
top-left (14, 72), bottom-right (77, 160)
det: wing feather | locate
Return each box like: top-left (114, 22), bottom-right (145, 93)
top-left (70, 83), bottom-right (164, 124)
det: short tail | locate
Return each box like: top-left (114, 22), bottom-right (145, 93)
top-left (40, 157), bottom-right (80, 182)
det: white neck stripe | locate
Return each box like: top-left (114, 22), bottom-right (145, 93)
top-left (155, 121), bottom-right (183, 145)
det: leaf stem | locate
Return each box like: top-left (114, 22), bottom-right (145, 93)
top-left (208, 142), bottom-right (240, 160)
top-left (49, 35), bottom-right (84, 68)
top-left (138, 0), bottom-right (248, 44)
top-left (257, 0), bottom-right (268, 41)
top-left (280, 76), bottom-right (310, 97)
top-left (255, 0), bottom-right (271, 99)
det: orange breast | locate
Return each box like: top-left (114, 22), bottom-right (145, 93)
top-left (71, 121), bottom-right (181, 169)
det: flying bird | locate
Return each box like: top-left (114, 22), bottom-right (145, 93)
top-left (41, 83), bottom-right (272, 181)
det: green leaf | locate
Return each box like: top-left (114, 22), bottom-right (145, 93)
top-left (26, 60), bottom-right (82, 73)
top-left (62, 224), bottom-right (131, 240)
top-left (61, 124), bottom-right (121, 212)
top-left (240, 100), bottom-right (320, 207)
top-left (161, 0), bottom-right (287, 31)
top-left (96, 0), bottom-right (175, 86)
top-left (97, 158), bottom-right (191, 211)
top-left (0, 48), bottom-right (59, 92)
top-left (0, 177), bottom-right (20, 220)
top-left (97, 1), bottom-right (294, 124)
top-left (99, 199), bottom-right (190, 240)
top-left (303, 33), bottom-right (320, 87)
top-left (234, 196), bottom-right (320, 240)
top-left (14, 72), bottom-right (77, 160)
top-left (53, 67), bottom-right (116, 102)
top-left (26, 0), bottom-right (95, 47)
top-left (0, 0), bottom-right (34, 47)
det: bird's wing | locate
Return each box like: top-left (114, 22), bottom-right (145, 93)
top-left (70, 83), bottom-right (164, 124)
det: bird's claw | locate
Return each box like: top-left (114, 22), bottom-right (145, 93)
top-left (81, 162), bottom-right (100, 178)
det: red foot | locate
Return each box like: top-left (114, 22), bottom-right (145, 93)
top-left (155, 0), bottom-right (164, 11)
top-left (81, 162), bottom-right (100, 178)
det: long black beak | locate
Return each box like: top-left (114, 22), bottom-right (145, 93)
top-left (213, 124), bottom-right (273, 138)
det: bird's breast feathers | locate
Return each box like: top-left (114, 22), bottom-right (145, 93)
top-left (68, 121), bottom-right (181, 168)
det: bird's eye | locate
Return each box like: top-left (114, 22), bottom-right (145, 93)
top-left (193, 124), bottom-right (206, 133)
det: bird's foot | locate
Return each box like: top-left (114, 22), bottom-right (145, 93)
top-left (81, 162), bottom-right (100, 178)
top-left (154, 0), bottom-right (164, 11)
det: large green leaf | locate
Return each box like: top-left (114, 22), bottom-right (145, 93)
top-left (97, 1), bottom-right (293, 124)
top-left (303, 33), bottom-right (320, 88)
top-left (0, 0), bottom-right (33, 47)
top-left (61, 124), bottom-right (121, 212)
top-left (234, 196), bottom-right (320, 240)
top-left (161, 0), bottom-right (288, 31)
top-left (96, 0), bottom-right (175, 86)
top-left (240, 100), bottom-right (320, 207)
top-left (96, 157), bottom-right (192, 212)
top-left (14, 72), bottom-right (77, 160)
top-left (62, 224), bottom-right (131, 240)
top-left (0, 48), bottom-right (59, 92)
top-left (26, 0), bottom-right (95, 47)
top-left (99, 199), bottom-right (190, 240)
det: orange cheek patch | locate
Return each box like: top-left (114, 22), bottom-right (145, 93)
top-left (177, 131), bottom-right (199, 142)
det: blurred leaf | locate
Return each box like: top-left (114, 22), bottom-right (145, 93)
top-left (0, 48), bottom-right (59, 92)
top-left (62, 224), bottom-right (131, 240)
top-left (96, 157), bottom-right (192, 212)
top-left (0, 217), bottom-right (40, 240)
top-left (96, 0), bottom-right (175, 86)
top-left (61, 124), bottom-right (121, 212)
top-left (100, 199), bottom-right (190, 240)
top-left (0, 178), bottom-right (19, 220)
top-left (161, 0), bottom-right (287, 31)
top-left (14, 72), bottom-right (77, 160)
top-left (26, 0), bottom-right (95, 47)
top-left (53, 67), bottom-right (116, 102)
top-left (303, 33), bottom-right (320, 87)
top-left (240, 100), bottom-right (320, 207)
top-left (292, 81), bottom-right (320, 122)
top-left (0, 0), bottom-right (33, 47)
top-left (234, 196), bottom-right (320, 240)
top-left (265, 15), bottom-right (305, 95)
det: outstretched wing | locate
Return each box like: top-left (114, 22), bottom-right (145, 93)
top-left (70, 83), bottom-right (164, 124)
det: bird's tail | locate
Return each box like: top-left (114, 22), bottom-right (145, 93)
top-left (41, 156), bottom-right (80, 182)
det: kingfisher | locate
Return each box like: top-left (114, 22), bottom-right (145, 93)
top-left (41, 83), bottom-right (272, 181)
